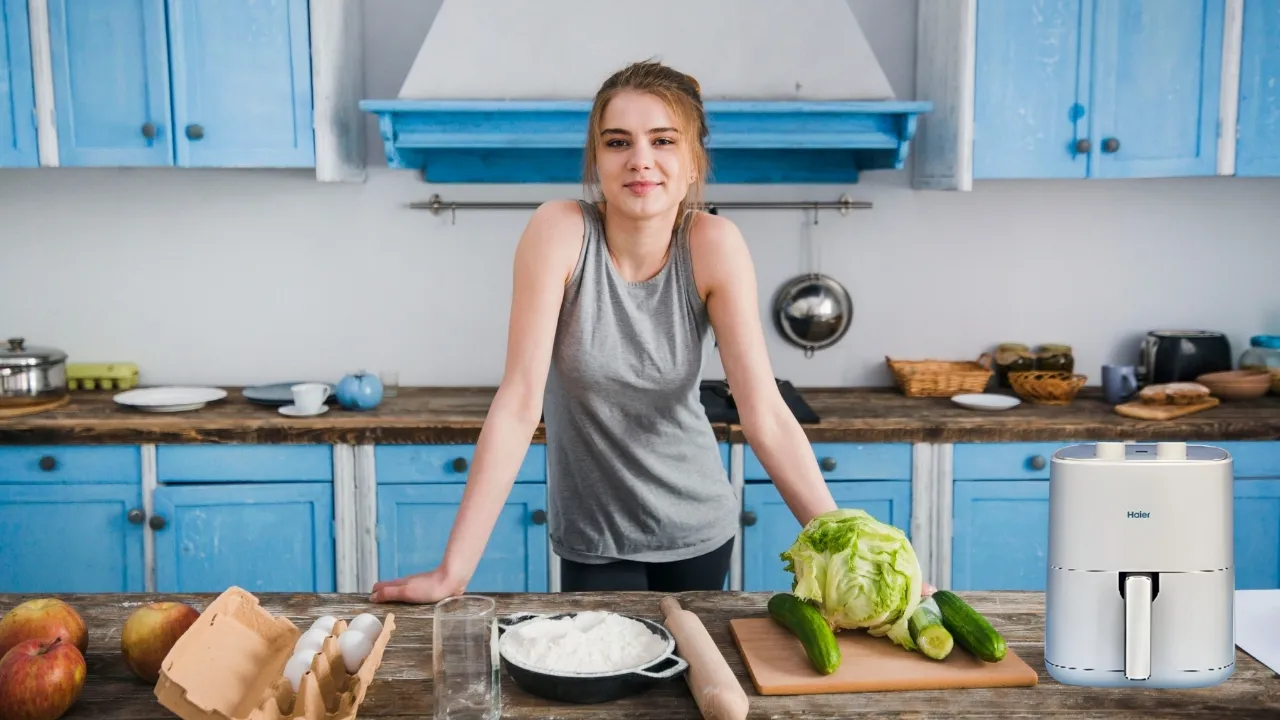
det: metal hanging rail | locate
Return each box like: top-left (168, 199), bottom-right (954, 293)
top-left (409, 193), bottom-right (872, 224)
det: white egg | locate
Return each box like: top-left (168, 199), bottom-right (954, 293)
top-left (309, 615), bottom-right (338, 636)
top-left (337, 629), bottom-right (374, 674)
top-left (294, 628), bottom-right (329, 655)
top-left (283, 649), bottom-right (318, 693)
top-left (347, 612), bottom-right (382, 638)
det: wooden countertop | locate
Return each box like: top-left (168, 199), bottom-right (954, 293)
top-left (1, 386), bottom-right (1279, 446)
top-left (5, 590), bottom-right (1274, 719)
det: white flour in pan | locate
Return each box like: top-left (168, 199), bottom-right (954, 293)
top-left (502, 611), bottom-right (668, 673)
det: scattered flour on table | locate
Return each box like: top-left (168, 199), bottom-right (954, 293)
top-left (502, 611), bottom-right (668, 673)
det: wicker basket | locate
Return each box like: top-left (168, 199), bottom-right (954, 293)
top-left (1008, 370), bottom-right (1088, 405)
top-left (886, 353), bottom-right (993, 397)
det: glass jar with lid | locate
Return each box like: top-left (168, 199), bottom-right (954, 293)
top-left (994, 343), bottom-right (1035, 388)
top-left (1239, 335), bottom-right (1280, 371)
top-left (1035, 344), bottom-right (1075, 373)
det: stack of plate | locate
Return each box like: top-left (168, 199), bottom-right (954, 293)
top-left (242, 382), bottom-right (336, 406)
top-left (113, 387), bottom-right (227, 412)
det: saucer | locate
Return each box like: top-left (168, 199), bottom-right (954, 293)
top-left (279, 404), bottom-right (329, 417)
top-left (951, 393), bottom-right (1021, 411)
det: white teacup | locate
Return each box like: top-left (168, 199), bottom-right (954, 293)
top-left (291, 383), bottom-right (330, 413)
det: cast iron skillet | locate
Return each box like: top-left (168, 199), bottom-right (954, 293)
top-left (497, 611), bottom-right (689, 704)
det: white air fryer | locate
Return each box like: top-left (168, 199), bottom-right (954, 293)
top-left (1044, 441), bottom-right (1235, 688)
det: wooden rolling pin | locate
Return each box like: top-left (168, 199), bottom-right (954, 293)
top-left (659, 596), bottom-right (749, 720)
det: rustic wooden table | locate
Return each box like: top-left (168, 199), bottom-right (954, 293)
top-left (4, 590), bottom-right (1275, 718)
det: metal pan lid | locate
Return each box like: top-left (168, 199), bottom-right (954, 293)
top-left (1, 337), bottom-right (68, 368)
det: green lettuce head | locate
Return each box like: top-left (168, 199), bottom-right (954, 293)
top-left (780, 508), bottom-right (923, 651)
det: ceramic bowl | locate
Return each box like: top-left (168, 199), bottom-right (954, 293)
top-left (1195, 370), bottom-right (1271, 400)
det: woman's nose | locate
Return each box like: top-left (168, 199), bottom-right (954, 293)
top-left (627, 144), bottom-right (654, 170)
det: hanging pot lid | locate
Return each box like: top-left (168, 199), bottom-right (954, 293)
top-left (773, 273), bottom-right (853, 358)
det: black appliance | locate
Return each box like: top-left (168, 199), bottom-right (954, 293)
top-left (1138, 330), bottom-right (1233, 384)
top-left (699, 379), bottom-right (820, 424)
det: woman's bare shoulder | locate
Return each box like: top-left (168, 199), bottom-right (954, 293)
top-left (515, 199), bottom-right (588, 284)
top-left (685, 210), bottom-right (752, 297)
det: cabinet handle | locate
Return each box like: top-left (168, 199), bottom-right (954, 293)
top-left (149, 514), bottom-right (167, 531)
top-left (38, 455), bottom-right (56, 471)
top-left (1029, 455), bottom-right (1046, 471)
top-left (127, 508), bottom-right (145, 525)
top-left (741, 510), bottom-right (757, 527)
top-left (1074, 138), bottom-right (1091, 154)
top-left (819, 457), bottom-right (837, 472)
top-left (451, 457), bottom-right (468, 473)
top-left (186, 124), bottom-right (204, 141)
top-left (141, 122), bottom-right (157, 139)
top-left (1102, 137), bottom-right (1120, 154)
top-left (530, 509), bottom-right (547, 525)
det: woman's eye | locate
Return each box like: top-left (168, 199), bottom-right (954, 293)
top-left (606, 139), bottom-right (628, 148)
top-left (654, 138), bottom-right (675, 146)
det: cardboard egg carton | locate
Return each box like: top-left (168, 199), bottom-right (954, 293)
top-left (154, 587), bottom-right (396, 720)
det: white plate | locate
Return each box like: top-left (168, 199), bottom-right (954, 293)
top-left (113, 386), bottom-right (227, 412)
top-left (279, 404), bottom-right (329, 417)
top-left (951, 393), bottom-right (1021, 411)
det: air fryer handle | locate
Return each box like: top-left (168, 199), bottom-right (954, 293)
top-left (1124, 573), bottom-right (1153, 681)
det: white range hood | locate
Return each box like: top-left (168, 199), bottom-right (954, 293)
top-left (361, 0), bottom-right (930, 184)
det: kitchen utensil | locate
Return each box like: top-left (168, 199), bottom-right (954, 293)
top-left (113, 386), bottom-right (227, 412)
top-left (336, 370), bottom-right (383, 411)
top-left (279, 404), bottom-right (329, 417)
top-left (728, 617), bottom-right (1036, 694)
top-left (950, 393), bottom-right (1020, 411)
top-left (496, 611), bottom-right (688, 704)
top-left (1114, 396), bottom-right (1220, 420)
top-left (659, 596), bottom-right (748, 720)
top-left (1195, 370), bottom-right (1271, 400)
top-left (66, 362), bottom-right (138, 391)
top-left (0, 394), bottom-right (70, 419)
top-left (772, 210), bottom-right (852, 358)
top-left (1102, 364), bottom-right (1139, 403)
top-left (434, 595), bottom-right (500, 720)
top-left (1138, 330), bottom-right (1232, 385)
top-left (0, 337), bottom-right (67, 408)
top-left (243, 382), bottom-right (337, 406)
top-left (1007, 370), bottom-right (1087, 405)
top-left (291, 383), bottom-right (331, 413)
top-left (1045, 442), bottom-right (1235, 688)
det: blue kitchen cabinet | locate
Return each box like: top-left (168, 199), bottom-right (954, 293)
top-left (46, 0), bottom-right (313, 168)
top-left (740, 443), bottom-right (913, 592)
top-left (970, 0), bottom-right (1223, 180)
top-left (1236, 0), bottom-right (1280, 176)
top-left (374, 444), bottom-right (549, 593)
top-left (0, 0), bottom-right (37, 167)
top-left (151, 444), bottom-right (336, 592)
top-left (1216, 441), bottom-right (1280, 589)
top-left (0, 446), bottom-right (145, 592)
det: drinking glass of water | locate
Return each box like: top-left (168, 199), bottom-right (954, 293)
top-left (433, 595), bottom-right (500, 720)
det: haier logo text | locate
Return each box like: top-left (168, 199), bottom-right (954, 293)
top-left (1127, 511), bottom-right (1151, 519)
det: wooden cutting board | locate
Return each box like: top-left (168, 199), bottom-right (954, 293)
top-left (729, 617), bottom-right (1038, 695)
top-left (1114, 396), bottom-right (1219, 420)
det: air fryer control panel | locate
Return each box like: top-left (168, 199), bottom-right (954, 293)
top-left (1054, 441), bottom-right (1228, 464)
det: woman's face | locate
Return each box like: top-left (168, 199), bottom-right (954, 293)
top-left (594, 90), bottom-right (693, 220)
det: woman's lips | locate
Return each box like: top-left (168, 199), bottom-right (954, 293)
top-left (624, 181), bottom-right (660, 196)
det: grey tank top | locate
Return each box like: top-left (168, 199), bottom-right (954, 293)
top-left (542, 200), bottom-right (740, 564)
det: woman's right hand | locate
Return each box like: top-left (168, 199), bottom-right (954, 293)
top-left (369, 567), bottom-right (466, 604)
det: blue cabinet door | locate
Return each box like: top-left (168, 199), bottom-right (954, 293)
top-left (973, 0), bottom-right (1089, 179)
top-left (47, 0), bottom-right (173, 166)
top-left (1236, 0), bottom-right (1280, 177)
top-left (377, 483), bottom-right (548, 593)
top-left (0, 0), bottom-right (37, 167)
top-left (0, 484), bottom-right (145, 592)
top-left (166, 0), bottom-right (314, 167)
top-left (952, 480), bottom-right (1050, 591)
top-left (152, 482), bottom-right (335, 592)
top-left (1234, 479), bottom-right (1280, 589)
top-left (741, 481), bottom-right (911, 592)
top-left (1087, 0), bottom-right (1224, 178)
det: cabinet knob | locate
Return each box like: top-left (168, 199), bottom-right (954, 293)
top-left (741, 510), bottom-right (757, 527)
top-left (186, 124), bottom-right (204, 140)
top-left (149, 514), bottom-right (167, 531)
top-left (1028, 455), bottom-right (1047, 471)
top-left (530, 509), bottom-right (547, 525)
top-left (127, 508), bottom-right (145, 525)
top-left (141, 122), bottom-right (157, 139)
top-left (819, 457), bottom-right (837, 472)
top-left (1074, 138), bottom-right (1091, 154)
top-left (451, 457), bottom-right (468, 473)
top-left (38, 455), bottom-right (56, 471)
top-left (1102, 137), bottom-right (1120, 153)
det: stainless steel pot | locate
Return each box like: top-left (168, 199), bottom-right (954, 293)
top-left (0, 337), bottom-right (68, 407)
top-left (772, 273), bottom-right (853, 358)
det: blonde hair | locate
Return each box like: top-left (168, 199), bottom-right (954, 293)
top-left (582, 60), bottom-right (710, 221)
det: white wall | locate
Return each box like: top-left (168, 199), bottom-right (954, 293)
top-left (2, 0), bottom-right (1278, 389)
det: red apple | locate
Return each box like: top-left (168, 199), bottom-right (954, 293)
top-left (0, 600), bottom-right (88, 659)
top-left (0, 637), bottom-right (86, 720)
top-left (120, 601), bottom-right (200, 683)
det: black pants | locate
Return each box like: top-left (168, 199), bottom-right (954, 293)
top-left (559, 537), bottom-right (735, 592)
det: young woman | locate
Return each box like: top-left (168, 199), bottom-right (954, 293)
top-left (370, 60), bottom-right (838, 602)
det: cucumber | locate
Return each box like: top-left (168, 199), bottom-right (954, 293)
top-left (931, 590), bottom-right (1007, 662)
top-left (908, 597), bottom-right (954, 660)
top-left (768, 593), bottom-right (841, 675)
